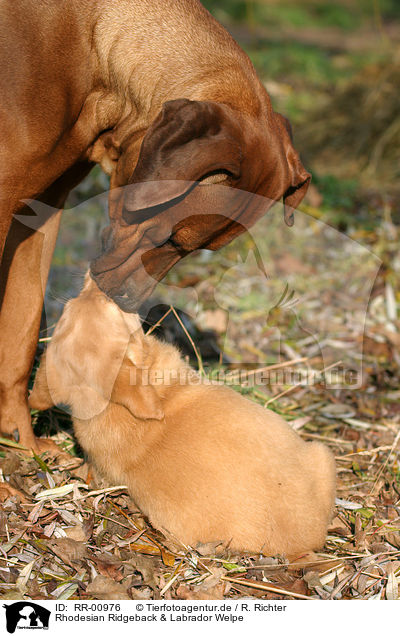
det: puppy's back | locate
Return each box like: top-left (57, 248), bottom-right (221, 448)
top-left (158, 383), bottom-right (336, 554)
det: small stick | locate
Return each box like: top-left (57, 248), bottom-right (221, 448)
top-left (226, 357), bottom-right (309, 379)
top-left (169, 305), bottom-right (205, 374)
top-left (340, 445), bottom-right (393, 458)
top-left (145, 307), bottom-right (173, 335)
top-left (77, 485), bottom-right (128, 500)
top-left (265, 381), bottom-right (304, 406)
top-left (265, 361), bottom-right (343, 406)
top-left (160, 572), bottom-right (180, 596)
top-left (221, 575), bottom-right (313, 600)
top-left (300, 433), bottom-right (353, 446)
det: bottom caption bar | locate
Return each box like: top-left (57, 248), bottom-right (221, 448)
top-left (0, 599), bottom-right (392, 634)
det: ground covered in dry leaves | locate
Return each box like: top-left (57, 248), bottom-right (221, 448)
top-left (1, 212), bottom-right (399, 602)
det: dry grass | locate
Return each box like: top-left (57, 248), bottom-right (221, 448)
top-left (299, 53), bottom-right (400, 188)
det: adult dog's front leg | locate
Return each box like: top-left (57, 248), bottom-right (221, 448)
top-left (0, 162), bottom-right (93, 452)
top-left (0, 208), bottom-right (62, 452)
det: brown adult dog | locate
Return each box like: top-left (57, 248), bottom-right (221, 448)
top-left (29, 277), bottom-right (335, 556)
top-left (0, 0), bottom-right (310, 451)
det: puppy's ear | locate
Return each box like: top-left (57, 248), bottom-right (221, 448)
top-left (111, 359), bottom-right (164, 421)
top-left (29, 355), bottom-right (55, 411)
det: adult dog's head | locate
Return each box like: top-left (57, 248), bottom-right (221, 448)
top-left (90, 98), bottom-right (310, 311)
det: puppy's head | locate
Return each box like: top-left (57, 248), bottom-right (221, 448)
top-left (29, 275), bottom-right (163, 421)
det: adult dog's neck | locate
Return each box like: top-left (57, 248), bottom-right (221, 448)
top-left (85, 0), bottom-right (272, 176)
top-left (91, 0), bottom-right (269, 131)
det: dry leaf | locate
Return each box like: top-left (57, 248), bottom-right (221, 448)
top-left (49, 538), bottom-right (87, 567)
top-left (0, 483), bottom-right (28, 503)
top-left (86, 575), bottom-right (130, 600)
top-left (386, 572), bottom-right (399, 600)
top-left (126, 555), bottom-right (159, 591)
top-left (64, 525), bottom-right (88, 543)
top-left (303, 570), bottom-right (322, 589)
top-left (91, 554), bottom-right (125, 582)
top-left (195, 541), bottom-right (224, 556)
top-left (176, 583), bottom-right (225, 600)
top-left (385, 528), bottom-right (400, 549)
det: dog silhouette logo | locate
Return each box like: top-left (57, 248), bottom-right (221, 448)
top-left (3, 602), bottom-right (50, 633)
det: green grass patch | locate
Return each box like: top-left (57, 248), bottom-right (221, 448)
top-left (202, 0), bottom-right (373, 31)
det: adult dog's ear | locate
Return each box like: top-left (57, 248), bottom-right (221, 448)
top-left (124, 99), bottom-right (242, 212)
top-left (29, 354), bottom-right (55, 411)
top-left (274, 112), bottom-right (311, 227)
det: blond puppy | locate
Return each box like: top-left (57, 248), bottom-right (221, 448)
top-left (30, 276), bottom-right (336, 556)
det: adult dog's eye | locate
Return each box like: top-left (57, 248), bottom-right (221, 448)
top-left (198, 171), bottom-right (230, 186)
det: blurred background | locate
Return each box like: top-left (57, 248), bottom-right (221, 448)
top-left (203, 0), bottom-right (400, 204)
